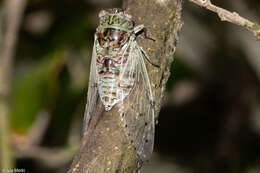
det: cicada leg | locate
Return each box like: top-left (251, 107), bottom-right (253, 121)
top-left (133, 24), bottom-right (155, 41)
top-left (138, 46), bottom-right (160, 68)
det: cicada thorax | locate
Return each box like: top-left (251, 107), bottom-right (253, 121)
top-left (95, 11), bottom-right (136, 111)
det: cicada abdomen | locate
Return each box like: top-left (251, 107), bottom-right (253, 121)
top-left (83, 8), bottom-right (156, 162)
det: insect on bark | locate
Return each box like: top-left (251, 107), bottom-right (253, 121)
top-left (83, 8), bottom-right (158, 162)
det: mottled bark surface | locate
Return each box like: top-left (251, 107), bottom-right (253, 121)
top-left (68, 0), bottom-right (183, 172)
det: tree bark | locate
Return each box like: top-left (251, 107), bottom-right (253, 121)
top-left (68, 0), bottom-right (183, 172)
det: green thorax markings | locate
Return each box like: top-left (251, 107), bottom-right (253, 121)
top-left (99, 14), bottom-right (134, 32)
top-left (100, 25), bottom-right (131, 32)
top-left (109, 14), bottom-right (114, 24)
top-left (103, 49), bottom-right (117, 56)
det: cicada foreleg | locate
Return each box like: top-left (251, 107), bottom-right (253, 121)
top-left (133, 24), bottom-right (155, 42)
top-left (133, 26), bottom-right (159, 68)
top-left (138, 46), bottom-right (160, 68)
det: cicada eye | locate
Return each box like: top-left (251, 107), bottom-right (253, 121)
top-left (124, 13), bottom-right (132, 19)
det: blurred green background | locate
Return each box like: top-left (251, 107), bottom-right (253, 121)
top-left (1, 0), bottom-right (260, 173)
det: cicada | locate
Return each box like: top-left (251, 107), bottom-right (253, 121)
top-left (83, 8), bottom-right (157, 161)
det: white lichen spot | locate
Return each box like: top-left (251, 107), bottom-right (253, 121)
top-left (156, 0), bottom-right (170, 6)
top-left (108, 161), bottom-right (112, 165)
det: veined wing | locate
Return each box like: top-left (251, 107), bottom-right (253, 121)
top-left (119, 41), bottom-right (155, 162)
top-left (82, 40), bottom-right (99, 135)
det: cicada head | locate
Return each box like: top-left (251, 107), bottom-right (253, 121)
top-left (97, 8), bottom-right (134, 49)
top-left (98, 8), bottom-right (134, 32)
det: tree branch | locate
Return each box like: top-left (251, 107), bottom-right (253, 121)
top-left (68, 0), bottom-right (183, 172)
top-left (0, 0), bottom-right (27, 171)
top-left (188, 0), bottom-right (260, 40)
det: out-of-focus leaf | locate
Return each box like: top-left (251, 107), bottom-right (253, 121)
top-left (10, 53), bottom-right (67, 134)
top-left (11, 60), bottom-right (48, 134)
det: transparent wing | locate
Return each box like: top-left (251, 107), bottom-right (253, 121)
top-left (82, 40), bottom-right (98, 135)
top-left (119, 41), bottom-right (155, 162)
top-left (135, 44), bottom-right (155, 161)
